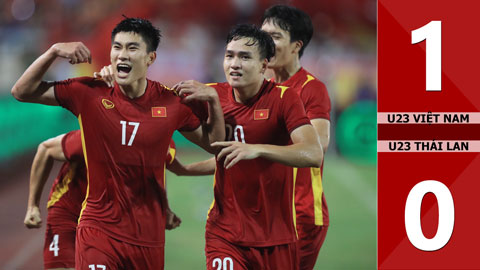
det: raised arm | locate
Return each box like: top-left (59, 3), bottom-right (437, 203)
top-left (11, 42), bottom-right (91, 105)
top-left (175, 80), bottom-right (225, 154)
top-left (167, 157), bottom-right (216, 176)
top-left (24, 134), bottom-right (67, 228)
top-left (213, 124), bottom-right (323, 169)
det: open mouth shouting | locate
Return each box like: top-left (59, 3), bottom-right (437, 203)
top-left (117, 63), bottom-right (132, 78)
top-left (230, 71), bottom-right (242, 80)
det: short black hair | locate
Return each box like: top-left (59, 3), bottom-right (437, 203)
top-left (226, 24), bottom-right (275, 61)
top-left (261, 5), bottom-right (313, 57)
top-left (111, 17), bottom-right (161, 52)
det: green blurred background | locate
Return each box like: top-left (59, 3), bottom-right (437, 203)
top-left (0, 0), bottom-right (376, 268)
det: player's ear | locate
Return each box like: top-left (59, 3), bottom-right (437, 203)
top-left (261, 58), bottom-right (268, 74)
top-left (292, 40), bottom-right (303, 54)
top-left (147, 51), bottom-right (156, 66)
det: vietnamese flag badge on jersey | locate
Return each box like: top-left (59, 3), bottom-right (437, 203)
top-left (254, 109), bottom-right (269, 120)
top-left (152, 107), bottom-right (167, 117)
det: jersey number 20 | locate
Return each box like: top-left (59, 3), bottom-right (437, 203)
top-left (226, 124), bottom-right (245, 143)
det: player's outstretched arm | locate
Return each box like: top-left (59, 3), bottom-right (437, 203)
top-left (174, 80), bottom-right (225, 153)
top-left (24, 134), bottom-right (67, 228)
top-left (11, 42), bottom-right (91, 105)
top-left (167, 157), bottom-right (215, 176)
top-left (213, 124), bottom-right (323, 169)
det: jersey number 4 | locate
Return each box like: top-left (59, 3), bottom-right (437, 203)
top-left (49, 234), bottom-right (59, 257)
top-left (120, 121), bottom-right (140, 146)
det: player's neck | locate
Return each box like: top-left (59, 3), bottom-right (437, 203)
top-left (118, 78), bottom-right (147, 99)
top-left (271, 59), bottom-right (301, 84)
top-left (233, 79), bottom-right (264, 104)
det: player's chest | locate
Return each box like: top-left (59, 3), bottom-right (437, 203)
top-left (222, 103), bottom-right (284, 144)
top-left (81, 96), bottom-right (179, 147)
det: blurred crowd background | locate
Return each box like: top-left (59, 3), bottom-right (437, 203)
top-left (0, 0), bottom-right (377, 269)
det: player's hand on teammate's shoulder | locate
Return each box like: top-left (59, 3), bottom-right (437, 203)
top-left (165, 208), bottom-right (182, 230)
top-left (172, 80), bottom-right (219, 103)
top-left (93, 65), bottom-right (115, 87)
top-left (212, 141), bottom-right (260, 169)
top-left (50, 42), bottom-right (91, 65)
top-left (24, 206), bottom-right (42, 229)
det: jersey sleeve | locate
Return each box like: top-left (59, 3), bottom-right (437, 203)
top-left (54, 77), bottom-right (93, 116)
top-left (280, 87), bottom-right (311, 134)
top-left (166, 140), bottom-right (176, 166)
top-left (186, 100), bottom-right (209, 123)
top-left (176, 103), bottom-right (201, 132)
top-left (61, 130), bottom-right (84, 162)
top-left (300, 80), bottom-right (331, 121)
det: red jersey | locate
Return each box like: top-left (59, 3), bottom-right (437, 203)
top-left (280, 68), bottom-right (331, 226)
top-left (46, 130), bottom-right (87, 226)
top-left (54, 77), bottom-right (200, 247)
top-left (206, 80), bottom-right (311, 247)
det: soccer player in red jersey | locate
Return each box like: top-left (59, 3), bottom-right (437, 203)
top-left (261, 5), bottom-right (332, 270)
top-left (12, 17), bottom-right (224, 269)
top-left (24, 131), bottom-right (183, 269)
top-left (24, 130), bottom-right (86, 270)
top-left (203, 24), bottom-right (323, 270)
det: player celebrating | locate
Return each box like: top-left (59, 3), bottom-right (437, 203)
top-left (205, 24), bottom-right (323, 270)
top-left (24, 131), bottom-right (183, 269)
top-left (12, 17), bottom-right (224, 269)
top-left (24, 130), bottom-right (85, 270)
top-left (261, 5), bottom-right (332, 270)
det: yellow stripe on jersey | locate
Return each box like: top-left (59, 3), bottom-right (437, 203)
top-left (277, 86), bottom-right (289, 99)
top-left (206, 164), bottom-right (218, 219)
top-left (165, 144), bottom-right (176, 186)
top-left (47, 163), bottom-right (78, 208)
top-left (168, 147), bottom-right (176, 165)
top-left (205, 83), bottom-right (218, 86)
top-left (292, 167), bottom-right (298, 239)
top-left (311, 167), bottom-right (324, 225)
top-left (78, 115), bottom-right (90, 224)
top-left (302, 75), bottom-right (315, 88)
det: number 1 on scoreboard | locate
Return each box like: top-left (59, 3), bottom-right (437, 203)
top-left (411, 21), bottom-right (442, 91)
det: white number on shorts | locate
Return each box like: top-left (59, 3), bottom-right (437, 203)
top-left (49, 234), bottom-right (59, 257)
top-left (120, 121), bottom-right (140, 146)
top-left (212, 257), bottom-right (233, 270)
top-left (88, 265), bottom-right (106, 270)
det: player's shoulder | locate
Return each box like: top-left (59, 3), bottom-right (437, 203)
top-left (206, 82), bottom-right (230, 97)
top-left (267, 81), bottom-right (295, 100)
top-left (77, 76), bottom-right (110, 88)
top-left (56, 76), bottom-right (108, 89)
top-left (300, 69), bottom-right (326, 90)
top-left (147, 80), bottom-right (181, 99)
top-left (148, 80), bottom-right (172, 93)
top-left (206, 82), bottom-right (229, 90)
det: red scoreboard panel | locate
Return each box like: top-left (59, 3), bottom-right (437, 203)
top-left (378, 0), bottom-right (480, 268)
